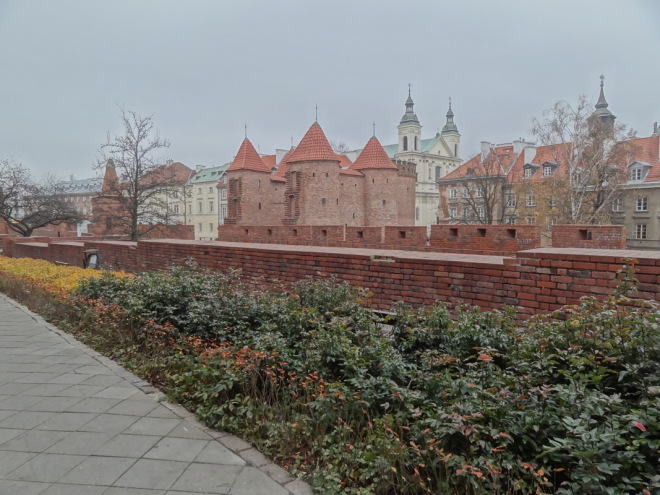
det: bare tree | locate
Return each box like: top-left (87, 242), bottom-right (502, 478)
top-left (530, 95), bottom-right (636, 224)
top-left (329, 140), bottom-right (351, 155)
top-left (97, 109), bottom-right (185, 241)
top-left (444, 151), bottom-right (519, 224)
top-left (0, 160), bottom-right (81, 237)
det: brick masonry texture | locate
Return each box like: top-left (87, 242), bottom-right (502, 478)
top-left (3, 232), bottom-right (660, 318)
top-left (552, 225), bottom-right (627, 249)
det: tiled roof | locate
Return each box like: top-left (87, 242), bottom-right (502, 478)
top-left (272, 149), bottom-right (295, 180)
top-left (227, 139), bottom-right (272, 173)
top-left (337, 154), bottom-right (353, 168)
top-left (629, 136), bottom-right (660, 182)
top-left (351, 136), bottom-right (398, 170)
top-left (188, 163), bottom-right (231, 184)
top-left (261, 154), bottom-right (276, 170)
top-left (286, 122), bottom-right (338, 163)
top-left (58, 177), bottom-right (103, 194)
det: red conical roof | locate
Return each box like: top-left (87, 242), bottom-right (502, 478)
top-left (286, 122), bottom-right (338, 164)
top-left (227, 138), bottom-right (272, 173)
top-left (101, 159), bottom-right (120, 194)
top-left (351, 136), bottom-right (398, 170)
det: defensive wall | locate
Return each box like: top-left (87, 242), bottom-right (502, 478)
top-left (2, 224), bottom-right (657, 318)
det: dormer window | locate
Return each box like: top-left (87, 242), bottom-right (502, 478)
top-left (524, 167), bottom-right (533, 179)
top-left (542, 165), bottom-right (554, 177)
top-left (629, 162), bottom-right (652, 182)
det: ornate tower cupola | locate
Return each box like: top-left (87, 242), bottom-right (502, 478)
top-left (593, 74), bottom-right (616, 128)
top-left (441, 98), bottom-right (461, 158)
top-left (397, 85), bottom-right (422, 154)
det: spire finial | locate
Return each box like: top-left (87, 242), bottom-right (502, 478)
top-left (290, 135), bottom-right (294, 149)
top-left (449, 96), bottom-right (452, 110)
top-left (315, 104), bottom-right (318, 123)
top-left (408, 83), bottom-right (411, 97)
top-left (372, 121), bottom-right (376, 137)
top-left (600, 74), bottom-right (605, 89)
top-left (244, 124), bottom-right (247, 139)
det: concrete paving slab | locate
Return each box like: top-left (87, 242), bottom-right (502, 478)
top-left (0, 292), bottom-right (311, 494)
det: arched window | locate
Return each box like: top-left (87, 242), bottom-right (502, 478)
top-left (403, 136), bottom-right (408, 151)
top-left (414, 136), bottom-right (418, 151)
top-left (435, 166), bottom-right (441, 180)
top-left (454, 144), bottom-right (458, 156)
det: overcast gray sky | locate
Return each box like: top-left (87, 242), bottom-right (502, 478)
top-left (1, 0), bottom-right (658, 179)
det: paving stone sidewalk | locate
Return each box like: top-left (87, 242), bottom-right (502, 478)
top-left (0, 293), bottom-right (312, 495)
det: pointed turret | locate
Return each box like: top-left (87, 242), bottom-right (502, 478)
top-left (227, 138), bottom-right (272, 173)
top-left (593, 75), bottom-right (616, 127)
top-left (352, 136), bottom-right (398, 170)
top-left (441, 98), bottom-right (459, 134)
top-left (101, 159), bottom-right (120, 195)
top-left (286, 122), bottom-right (338, 164)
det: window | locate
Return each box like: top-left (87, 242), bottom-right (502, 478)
top-left (174, 204), bottom-right (179, 214)
top-left (526, 194), bottom-right (536, 207)
top-left (198, 223), bottom-right (203, 232)
top-left (631, 168), bottom-right (643, 181)
top-left (321, 198), bottom-right (326, 205)
top-left (221, 206), bottom-right (227, 218)
top-left (462, 187), bottom-right (469, 198)
top-left (449, 188), bottom-right (457, 199)
top-left (505, 194), bottom-right (516, 207)
top-left (463, 207), bottom-right (470, 220)
top-left (198, 201), bottom-right (203, 213)
top-left (636, 197), bottom-right (648, 211)
top-left (188, 204), bottom-right (192, 213)
top-left (612, 198), bottom-right (623, 212)
top-left (542, 165), bottom-right (553, 177)
top-left (382, 199), bottom-right (386, 206)
top-left (506, 216), bottom-right (516, 225)
top-left (209, 201), bottom-right (214, 212)
top-left (222, 189), bottom-right (227, 199)
top-left (476, 206), bottom-right (485, 220)
top-left (403, 136), bottom-right (408, 151)
top-left (449, 207), bottom-right (457, 219)
top-left (526, 216), bottom-right (536, 225)
top-left (209, 186), bottom-right (213, 193)
top-left (428, 167), bottom-right (432, 180)
top-left (209, 223), bottom-right (213, 232)
top-left (476, 188), bottom-right (483, 198)
top-left (636, 224), bottom-right (647, 239)
top-left (198, 188), bottom-right (202, 194)
top-left (524, 168), bottom-right (533, 179)
top-left (414, 136), bottom-right (418, 151)
top-left (435, 166), bottom-right (441, 180)
top-left (548, 199), bottom-right (556, 208)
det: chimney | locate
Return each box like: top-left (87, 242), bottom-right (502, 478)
top-left (480, 141), bottom-right (491, 162)
top-left (513, 139), bottom-right (525, 155)
top-left (523, 142), bottom-right (537, 164)
top-left (653, 122), bottom-right (659, 136)
top-left (196, 165), bottom-right (205, 173)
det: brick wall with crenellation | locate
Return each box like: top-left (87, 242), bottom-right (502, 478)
top-left (551, 225), bottom-right (627, 249)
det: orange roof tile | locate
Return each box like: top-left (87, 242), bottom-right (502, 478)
top-left (287, 122), bottom-right (338, 164)
top-left (272, 148), bottom-right (295, 179)
top-left (261, 154), bottom-right (276, 170)
top-left (351, 136), bottom-right (398, 170)
top-left (337, 154), bottom-right (354, 168)
top-left (227, 139), bottom-right (272, 173)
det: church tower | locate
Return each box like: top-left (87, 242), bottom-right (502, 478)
top-left (593, 75), bottom-right (616, 129)
top-left (397, 86), bottom-right (422, 155)
top-left (441, 98), bottom-right (461, 158)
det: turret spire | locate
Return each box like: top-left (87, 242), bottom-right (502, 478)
top-left (593, 74), bottom-right (616, 127)
top-left (400, 86), bottom-right (420, 125)
top-left (441, 97), bottom-right (459, 134)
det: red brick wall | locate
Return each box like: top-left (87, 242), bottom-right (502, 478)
top-left (383, 226), bottom-right (428, 247)
top-left (227, 170), bottom-right (284, 226)
top-left (362, 169), bottom-right (400, 226)
top-left (4, 237), bottom-right (660, 317)
top-left (50, 242), bottom-right (86, 266)
top-left (551, 225), bottom-right (626, 249)
top-left (430, 225), bottom-right (541, 254)
top-left (291, 161), bottom-right (347, 225)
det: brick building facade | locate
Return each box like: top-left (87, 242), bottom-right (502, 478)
top-left (222, 122), bottom-right (416, 228)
